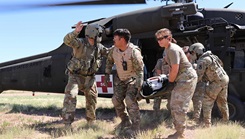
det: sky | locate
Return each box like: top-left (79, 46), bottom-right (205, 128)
top-left (0, 0), bottom-right (244, 63)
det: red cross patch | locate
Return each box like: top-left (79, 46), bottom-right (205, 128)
top-left (96, 74), bottom-right (113, 94)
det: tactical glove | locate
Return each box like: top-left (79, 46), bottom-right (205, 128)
top-left (104, 73), bottom-right (110, 87)
top-left (153, 81), bottom-right (175, 98)
top-left (165, 82), bottom-right (175, 92)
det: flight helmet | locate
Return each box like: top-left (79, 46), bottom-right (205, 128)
top-left (189, 43), bottom-right (205, 55)
top-left (85, 24), bottom-right (103, 40)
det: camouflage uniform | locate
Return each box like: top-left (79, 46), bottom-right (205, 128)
top-left (192, 81), bottom-right (206, 121)
top-left (183, 46), bottom-right (205, 121)
top-left (62, 31), bottom-right (108, 125)
top-left (105, 43), bottom-right (144, 130)
top-left (190, 62), bottom-right (207, 122)
top-left (152, 58), bottom-right (170, 113)
top-left (196, 51), bottom-right (229, 127)
top-left (165, 43), bottom-right (197, 135)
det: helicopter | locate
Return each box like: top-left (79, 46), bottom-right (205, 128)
top-left (0, 0), bottom-right (245, 121)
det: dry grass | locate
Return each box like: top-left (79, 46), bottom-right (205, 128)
top-left (0, 90), bottom-right (244, 139)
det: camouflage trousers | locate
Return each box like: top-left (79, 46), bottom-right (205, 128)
top-left (153, 93), bottom-right (171, 112)
top-left (202, 78), bottom-right (229, 126)
top-left (170, 69), bottom-right (197, 133)
top-left (192, 81), bottom-right (206, 120)
top-left (62, 73), bottom-right (98, 124)
top-left (112, 78), bottom-right (140, 127)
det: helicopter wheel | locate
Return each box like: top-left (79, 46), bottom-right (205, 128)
top-left (212, 95), bottom-right (245, 121)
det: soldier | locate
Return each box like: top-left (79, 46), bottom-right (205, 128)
top-left (152, 53), bottom-right (170, 117)
top-left (155, 28), bottom-right (197, 139)
top-left (184, 45), bottom-right (206, 123)
top-left (192, 79), bottom-right (206, 124)
top-left (62, 21), bottom-right (108, 127)
top-left (189, 43), bottom-right (229, 128)
top-left (104, 29), bottom-right (144, 133)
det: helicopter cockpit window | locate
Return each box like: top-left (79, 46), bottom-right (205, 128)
top-left (233, 49), bottom-right (245, 69)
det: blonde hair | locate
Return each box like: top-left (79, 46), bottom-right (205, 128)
top-left (155, 28), bottom-right (177, 43)
top-left (155, 28), bottom-right (172, 37)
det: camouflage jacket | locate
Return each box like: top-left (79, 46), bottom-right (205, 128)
top-left (64, 31), bottom-right (108, 75)
top-left (196, 51), bottom-right (228, 83)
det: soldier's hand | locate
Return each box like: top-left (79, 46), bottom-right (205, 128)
top-left (165, 82), bottom-right (175, 92)
top-left (104, 73), bottom-right (110, 87)
top-left (75, 21), bottom-right (83, 33)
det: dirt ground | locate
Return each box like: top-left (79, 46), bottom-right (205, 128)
top-left (0, 91), bottom-right (244, 139)
top-left (0, 109), bottom-right (196, 139)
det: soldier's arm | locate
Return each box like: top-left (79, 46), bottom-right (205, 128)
top-left (168, 50), bottom-right (179, 82)
top-left (169, 64), bottom-right (179, 82)
top-left (132, 48), bottom-right (144, 89)
top-left (100, 44), bottom-right (109, 58)
top-left (63, 31), bottom-right (81, 49)
top-left (105, 47), bottom-right (115, 74)
top-left (196, 59), bottom-right (208, 82)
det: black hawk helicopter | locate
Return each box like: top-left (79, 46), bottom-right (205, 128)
top-left (0, 0), bottom-right (244, 120)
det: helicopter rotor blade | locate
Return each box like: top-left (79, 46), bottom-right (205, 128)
top-left (0, 0), bottom-right (146, 12)
top-left (42, 0), bottom-right (146, 7)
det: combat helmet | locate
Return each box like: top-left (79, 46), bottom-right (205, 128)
top-left (85, 24), bottom-right (103, 39)
top-left (189, 43), bottom-right (205, 55)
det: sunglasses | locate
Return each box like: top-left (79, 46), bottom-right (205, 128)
top-left (156, 35), bottom-right (168, 41)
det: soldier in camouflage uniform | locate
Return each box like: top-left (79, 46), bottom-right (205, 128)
top-left (152, 53), bottom-right (170, 116)
top-left (189, 43), bottom-right (229, 128)
top-left (192, 81), bottom-right (206, 123)
top-left (62, 21), bottom-right (108, 127)
top-left (155, 28), bottom-right (197, 139)
top-left (104, 29), bottom-right (144, 133)
top-left (184, 45), bottom-right (206, 123)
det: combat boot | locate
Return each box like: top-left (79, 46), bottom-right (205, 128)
top-left (167, 131), bottom-right (185, 139)
top-left (204, 123), bottom-right (211, 128)
top-left (118, 117), bottom-right (132, 129)
top-left (203, 120), bottom-right (211, 128)
top-left (116, 118), bottom-right (132, 137)
top-left (122, 123), bottom-right (140, 138)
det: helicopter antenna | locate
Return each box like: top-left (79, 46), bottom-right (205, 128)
top-left (224, 2), bottom-right (233, 8)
